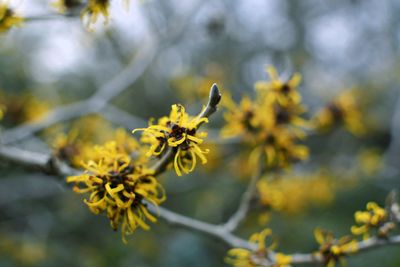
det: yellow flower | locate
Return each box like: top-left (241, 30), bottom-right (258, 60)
top-left (0, 103), bottom-right (6, 120)
top-left (313, 89), bottom-right (365, 136)
top-left (255, 66), bottom-right (302, 106)
top-left (225, 229), bottom-right (278, 267)
top-left (49, 113), bottom-right (141, 167)
top-left (0, 3), bottom-right (23, 33)
top-left (0, 92), bottom-right (53, 125)
top-left (221, 66), bottom-right (309, 169)
top-left (67, 141), bottom-right (165, 243)
top-left (257, 171), bottom-right (334, 215)
top-left (133, 104), bottom-right (209, 176)
top-left (357, 148), bottom-right (382, 176)
top-left (314, 228), bottom-right (358, 267)
top-left (81, 0), bottom-right (111, 26)
top-left (259, 127), bottom-right (309, 168)
top-left (51, 0), bottom-right (82, 13)
top-left (19, 94), bottom-right (51, 123)
top-left (221, 94), bottom-right (268, 139)
top-left (351, 202), bottom-right (387, 239)
top-left (52, 129), bottom-right (82, 166)
top-left (275, 253), bottom-right (292, 267)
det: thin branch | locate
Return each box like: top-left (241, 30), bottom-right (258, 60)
top-left (151, 147), bottom-right (174, 176)
top-left (101, 104), bottom-right (147, 129)
top-left (0, 145), bottom-right (48, 169)
top-left (0, 145), bottom-right (79, 177)
top-left (147, 203), bottom-right (256, 250)
top-left (1, 0), bottom-right (203, 145)
top-left (0, 33), bottom-right (156, 145)
top-left (223, 162), bottom-right (263, 232)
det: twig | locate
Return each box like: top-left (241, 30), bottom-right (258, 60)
top-left (146, 203), bottom-right (256, 250)
top-left (151, 147), bottom-right (174, 176)
top-left (0, 145), bottom-right (79, 176)
top-left (0, 33), bottom-right (156, 145)
top-left (223, 162), bottom-right (263, 232)
top-left (101, 104), bottom-right (147, 129)
top-left (1, 0), bottom-right (203, 145)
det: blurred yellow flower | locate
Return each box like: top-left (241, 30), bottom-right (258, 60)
top-left (255, 66), bottom-right (302, 106)
top-left (0, 103), bottom-right (5, 120)
top-left (0, 235), bottom-right (47, 265)
top-left (67, 141), bottom-right (165, 243)
top-left (0, 3), bottom-right (23, 33)
top-left (313, 89), bottom-right (365, 136)
top-left (257, 172), bottom-right (334, 215)
top-left (357, 148), bottom-right (382, 176)
top-left (50, 114), bottom-right (141, 167)
top-left (52, 0), bottom-right (82, 13)
top-left (0, 92), bottom-right (52, 124)
top-left (81, 0), bottom-right (111, 26)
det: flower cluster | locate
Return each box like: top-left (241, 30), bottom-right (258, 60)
top-left (67, 141), bottom-right (165, 243)
top-left (221, 66), bottom-right (309, 169)
top-left (314, 228), bottom-right (358, 267)
top-left (312, 89), bottom-right (365, 136)
top-left (225, 228), bottom-right (292, 267)
top-left (51, 116), bottom-right (140, 167)
top-left (257, 171), bottom-right (334, 216)
top-left (351, 202), bottom-right (389, 239)
top-left (0, 92), bottom-right (51, 125)
top-left (0, 3), bottom-right (22, 33)
top-left (133, 104), bottom-right (209, 176)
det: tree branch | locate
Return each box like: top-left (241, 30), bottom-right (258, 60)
top-left (146, 203), bottom-right (256, 250)
top-left (0, 34), bottom-right (156, 145)
top-left (1, 0), bottom-right (203, 145)
top-left (223, 161), bottom-right (263, 232)
top-left (0, 145), bottom-right (79, 176)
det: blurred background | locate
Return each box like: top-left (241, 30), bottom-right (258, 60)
top-left (1, 0), bottom-right (400, 266)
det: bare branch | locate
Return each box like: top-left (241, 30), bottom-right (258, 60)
top-left (0, 145), bottom-right (79, 177)
top-left (1, 0), bottom-right (203, 145)
top-left (146, 203), bottom-right (256, 250)
top-left (101, 105), bottom-right (147, 129)
top-left (223, 163), bottom-right (263, 232)
top-left (0, 34), bottom-right (156, 145)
